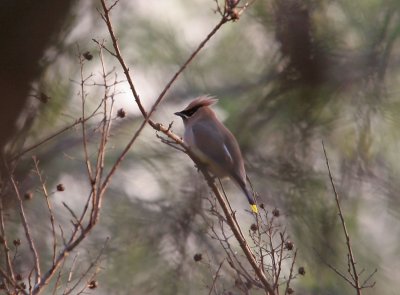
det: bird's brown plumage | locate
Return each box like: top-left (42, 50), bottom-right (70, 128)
top-left (175, 96), bottom-right (258, 213)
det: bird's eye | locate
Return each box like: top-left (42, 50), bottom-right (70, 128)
top-left (182, 106), bottom-right (200, 117)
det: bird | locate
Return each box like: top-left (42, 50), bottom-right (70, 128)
top-left (174, 96), bottom-right (258, 213)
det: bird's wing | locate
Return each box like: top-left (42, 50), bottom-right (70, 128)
top-left (191, 122), bottom-right (234, 170)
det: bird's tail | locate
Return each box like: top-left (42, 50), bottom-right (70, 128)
top-left (233, 175), bottom-right (258, 214)
top-left (244, 187), bottom-right (258, 214)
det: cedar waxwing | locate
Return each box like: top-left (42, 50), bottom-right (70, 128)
top-left (174, 96), bottom-right (258, 213)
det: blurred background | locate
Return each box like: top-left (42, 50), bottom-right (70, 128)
top-left (1, 0), bottom-right (400, 294)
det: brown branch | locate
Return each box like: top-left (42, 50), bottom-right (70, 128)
top-left (284, 249), bottom-right (297, 295)
top-left (208, 259), bottom-right (225, 295)
top-left (322, 141), bottom-right (361, 295)
top-left (99, 0), bottom-right (273, 293)
top-left (98, 0), bottom-right (228, 140)
top-left (51, 260), bottom-right (66, 295)
top-left (361, 268), bottom-right (377, 289)
top-left (92, 46), bottom-right (115, 223)
top-left (32, 51), bottom-right (114, 294)
top-left (12, 117), bottom-right (84, 161)
top-left (10, 176), bottom-right (41, 285)
top-left (11, 97), bottom-right (106, 162)
top-left (78, 47), bottom-right (94, 184)
top-left (200, 166), bottom-right (274, 294)
top-left (274, 232), bottom-right (285, 288)
top-left (97, 0), bottom-right (231, 197)
top-left (33, 156), bottom-right (57, 266)
top-left (63, 253), bottom-right (79, 294)
top-left (0, 196), bottom-right (14, 283)
top-left (100, 0), bottom-right (229, 124)
top-left (0, 266), bottom-right (28, 295)
top-left (32, 215), bottom-right (97, 294)
top-left (64, 237), bottom-right (108, 295)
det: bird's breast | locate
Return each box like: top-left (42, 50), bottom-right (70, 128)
top-left (183, 127), bottom-right (228, 178)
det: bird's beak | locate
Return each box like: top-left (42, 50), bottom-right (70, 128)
top-left (174, 111), bottom-right (184, 118)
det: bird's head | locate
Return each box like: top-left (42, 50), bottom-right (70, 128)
top-left (174, 96), bottom-right (217, 121)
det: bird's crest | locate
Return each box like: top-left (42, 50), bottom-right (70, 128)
top-left (184, 95), bottom-right (218, 110)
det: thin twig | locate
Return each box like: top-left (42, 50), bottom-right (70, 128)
top-left (10, 176), bottom-right (41, 285)
top-left (33, 156), bottom-right (57, 266)
top-left (99, 0), bottom-right (272, 293)
top-left (0, 196), bottom-right (14, 281)
top-left (202, 167), bottom-right (275, 294)
top-left (0, 266), bottom-right (28, 295)
top-left (11, 105), bottom-right (104, 161)
top-left (63, 253), bottom-right (79, 295)
top-left (92, 45), bottom-right (115, 223)
top-left (64, 237), bottom-right (109, 295)
top-left (62, 202), bottom-right (82, 230)
top-left (208, 259), bottom-right (225, 295)
top-left (12, 118), bottom-right (83, 161)
top-left (313, 247), bottom-right (355, 286)
top-left (51, 261), bottom-right (66, 295)
top-left (78, 47), bottom-right (95, 184)
top-left (274, 232), bottom-right (285, 288)
top-left (284, 250), bottom-right (297, 295)
top-left (361, 268), bottom-right (377, 289)
top-left (98, 0), bottom-right (230, 197)
top-left (322, 141), bottom-right (361, 295)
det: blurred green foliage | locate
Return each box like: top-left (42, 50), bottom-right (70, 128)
top-left (8, 0), bottom-right (400, 294)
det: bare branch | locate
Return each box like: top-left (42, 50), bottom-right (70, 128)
top-left (208, 259), bottom-right (225, 295)
top-left (322, 141), bottom-right (376, 294)
top-left (0, 196), bottom-right (14, 282)
top-left (0, 266), bottom-right (28, 295)
top-left (284, 250), bottom-right (297, 295)
top-left (361, 268), bottom-right (377, 289)
top-left (78, 46), bottom-right (95, 184)
top-left (10, 176), bottom-right (41, 285)
top-left (200, 165), bottom-right (275, 294)
top-left (64, 237), bottom-right (108, 295)
top-left (33, 156), bottom-right (57, 266)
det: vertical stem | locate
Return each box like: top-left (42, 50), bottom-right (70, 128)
top-left (0, 197), bottom-right (14, 281)
top-left (10, 176), bottom-right (41, 285)
top-left (33, 157), bottom-right (57, 266)
top-left (322, 142), bottom-right (361, 295)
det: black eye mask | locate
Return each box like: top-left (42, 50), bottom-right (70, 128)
top-left (176, 105), bottom-right (202, 119)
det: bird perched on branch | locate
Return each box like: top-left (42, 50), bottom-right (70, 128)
top-left (174, 96), bottom-right (258, 213)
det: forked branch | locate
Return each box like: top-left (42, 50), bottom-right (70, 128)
top-left (322, 141), bottom-right (376, 294)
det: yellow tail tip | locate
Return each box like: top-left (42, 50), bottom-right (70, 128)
top-left (250, 204), bottom-right (258, 214)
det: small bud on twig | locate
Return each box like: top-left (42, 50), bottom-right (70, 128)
top-left (13, 239), bottom-right (21, 247)
top-left (117, 108), bottom-right (126, 118)
top-left (193, 253), bottom-right (202, 262)
top-left (285, 240), bottom-right (294, 251)
top-left (272, 208), bottom-right (280, 217)
top-left (88, 280), bottom-right (98, 289)
top-left (83, 51), bottom-right (93, 61)
top-left (250, 223), bottom-right (258, 232)
top-left (37, 92), bottom-right (51, 104)
top-left (15, 274), bottom-right (22, 281)
top-left (287, 287), bottom-right (294, 294)
top-left (56, 184), bottom-right (65, 192)
top-left (24, 192), bottom-right (33, 200)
